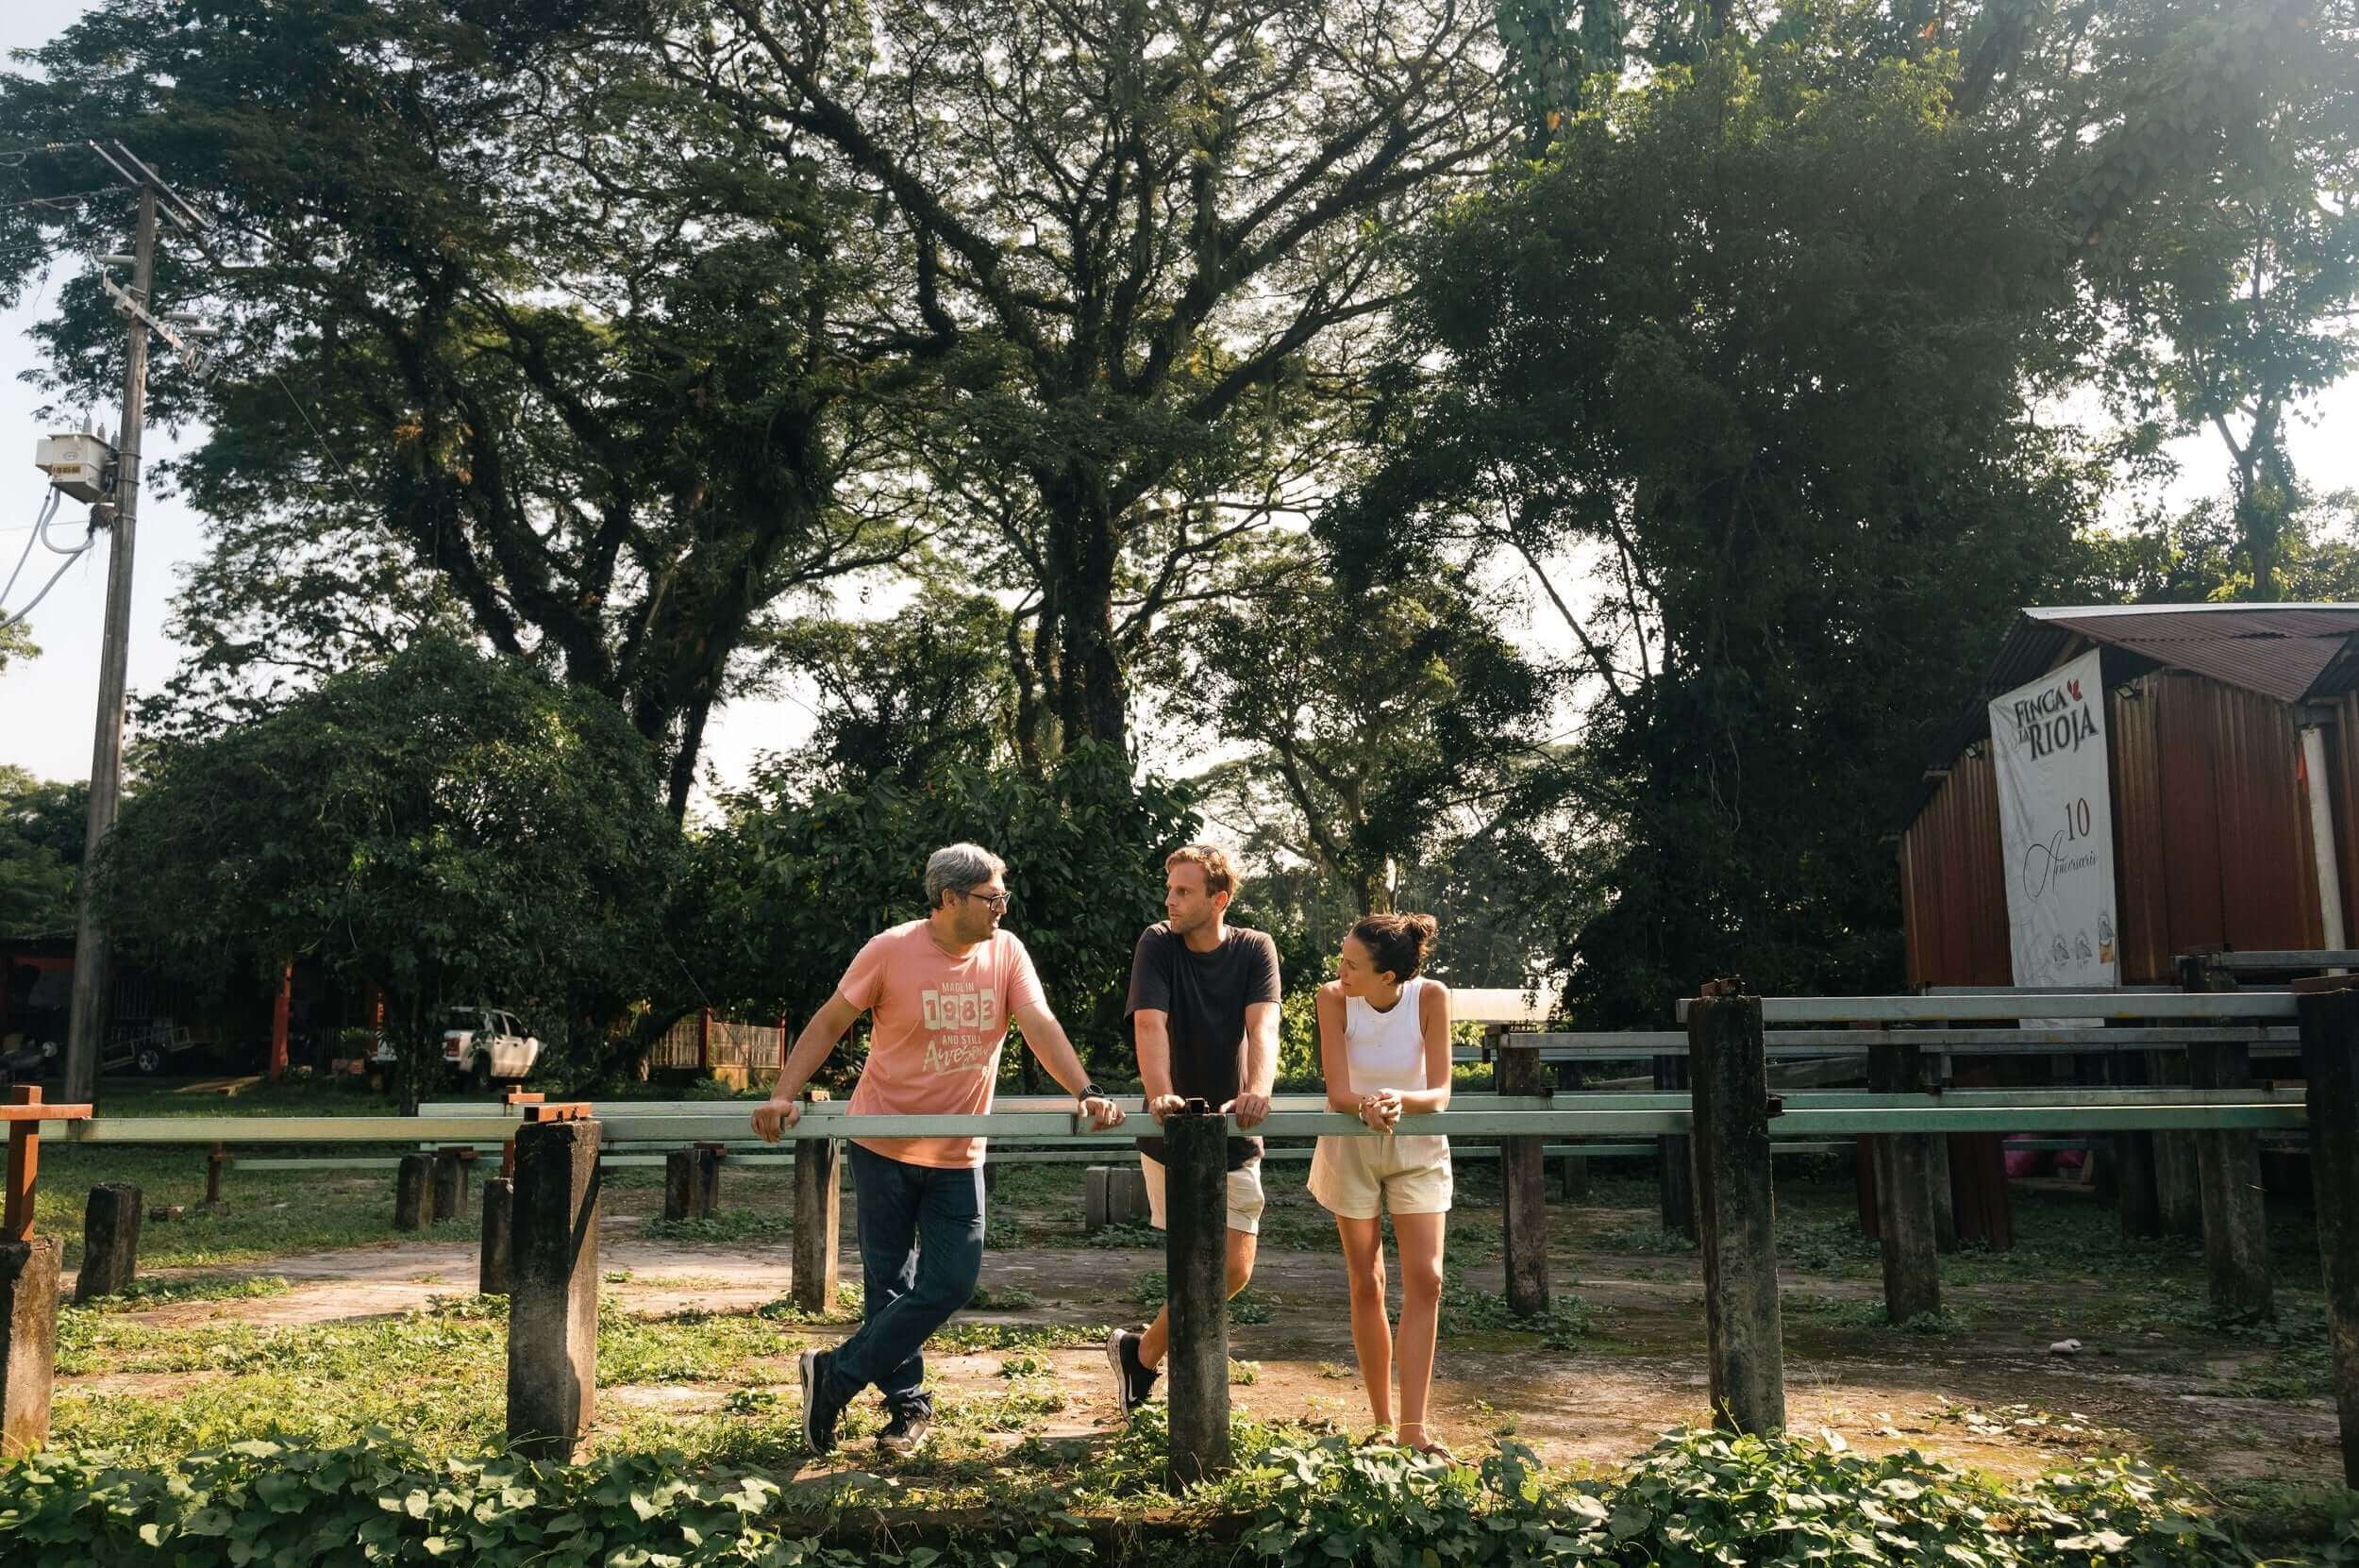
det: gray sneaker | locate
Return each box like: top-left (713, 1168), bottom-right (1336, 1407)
top-left (878, 1408), bottom-right (931, 1455)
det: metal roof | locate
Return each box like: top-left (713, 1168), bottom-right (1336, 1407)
top-left (1906, 603), bottom-right (2359, 826)
top-left (2009, 604), bottom-right (2359, 703)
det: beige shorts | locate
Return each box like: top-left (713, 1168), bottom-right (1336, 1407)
top-left (1138, 1154), bottom-right (1264, 1236)
top-left (1308, 1134), bottom-right (1452, 1220)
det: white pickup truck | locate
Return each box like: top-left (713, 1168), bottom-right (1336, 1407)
top-left (442, 1007), bottom-right (541, 1086)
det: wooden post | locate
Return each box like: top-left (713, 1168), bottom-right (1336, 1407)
top-left (393, 1152), bottom-right (432, 1231)
top-left (2182, 959), bottom-right (2273, 1320)
top-left (1498, 1041), bottom-right (1550, 1316)
top-left (792, 1136), bottom-right (841, 1314)
top-left (1164, 1101), bottom-right (1231, 1488)
top-left (1688, 986), bottom-right (1784, 1436)
top-left (1655, 1053), bottom-right (1697, 1235)
top-left (696, 1007), bottom-right (712, 1073)
top-left (1869, 1042), bottom-right (1941, 1325)
top-left (72, 1182), bottom-right (142, 1304)
top-left (506, 1117), bottom-right (601, 1459)
top-left (268, 959), bottom-right (293, 1083)
top-left (2300, 985), bottom-right (2359, 1486)
top-left (663, 1149), bottom-right (703, 1223)
top-left (202, 1143), bottom-right (227, 1211)
top-left (480, 1176), bottom-right (513, 1295)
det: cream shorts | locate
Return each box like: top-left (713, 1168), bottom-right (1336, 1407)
top-left (1308, 1134), bottom-right (1452, 1220)
top-left (1139, 1154), bottom-right (1264, 1236)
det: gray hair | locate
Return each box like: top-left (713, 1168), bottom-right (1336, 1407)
top-left (925, 842), bottom-right (1007, 908)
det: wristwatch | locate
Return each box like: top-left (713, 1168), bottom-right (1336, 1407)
top-left (1079, 1083), bottom-right (1106, 1102)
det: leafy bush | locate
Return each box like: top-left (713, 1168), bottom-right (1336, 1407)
top-left (0, 1425), bottom-right (2264, 1566)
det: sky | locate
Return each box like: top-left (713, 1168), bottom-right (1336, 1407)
top-left (3, 0), bottom-right (2356, 794)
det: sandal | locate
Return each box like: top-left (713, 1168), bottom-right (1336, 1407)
top-left (1397, 1425), bottom-right (1456, 1462)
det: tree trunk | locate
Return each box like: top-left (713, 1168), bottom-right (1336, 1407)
top-left (1042, 476), bottom-right (1130, 755)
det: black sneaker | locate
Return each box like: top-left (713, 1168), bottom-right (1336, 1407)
top-left (878, 1408), bottom-right (931, 1455)
top-left (1107, 1327), bottom-right (1158, 1417)
top-left (800, 1348), bottom-right (845, 1455)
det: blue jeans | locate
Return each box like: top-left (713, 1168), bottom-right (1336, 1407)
top-left (824, 1143), bottom-right (986, 1416)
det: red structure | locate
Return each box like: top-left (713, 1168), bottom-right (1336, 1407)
top-left (1902, 605), bottom-right (2359, 986)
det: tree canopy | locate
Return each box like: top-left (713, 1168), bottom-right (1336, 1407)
top-left (98, 636), bottom-right (684, 1101)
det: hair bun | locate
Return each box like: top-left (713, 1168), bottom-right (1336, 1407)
top-left (1349, 911), bottom-right (1440, 981)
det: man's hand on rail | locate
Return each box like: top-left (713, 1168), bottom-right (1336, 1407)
top-left (1224, 1091), bottom-right (1271, 1130)
top-left (751, 1098), bottom-right (802, 1143)
top-left (1079, 1094), bottom-right (1127, 1131)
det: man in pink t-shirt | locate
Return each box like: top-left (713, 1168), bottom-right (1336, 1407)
top-left (754, 842), bottom-right (1123, 1458)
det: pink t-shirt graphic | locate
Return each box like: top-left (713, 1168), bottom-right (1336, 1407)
top-left (839, 921), bottom-right (1048, 1169)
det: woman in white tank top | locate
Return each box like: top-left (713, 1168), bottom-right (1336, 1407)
top-left (1306, 912), bottom-right (1454, 1458)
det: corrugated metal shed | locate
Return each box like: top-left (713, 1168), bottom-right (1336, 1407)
top-left (1901, 605), bottom-right (2356, 988)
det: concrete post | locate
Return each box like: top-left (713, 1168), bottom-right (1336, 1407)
top-left (393, 1152), bottom-right (432, 1230)
top-left (792, 1137), bottom-right (841, 1314)
top-left (2300, 985), bottom-right (2359, 1486)
top-left (663, 1149), bottom-right (702, 1223)
top-left (506, 1118), bottom-right (601, 1459)
top-left (1868, 1042), bottom-right (1941, 1326)
top-left (480, 1176), bottom-right (513, 1295)
top-left (1498, 1042), bottom-right (1550, 1316)
top-left (1163, 1102), bottom-right (1231, 1488)
top-left (431, 1148), bottom-right (470, 1223)
top-left (0, 1237), bottom-right (61, 1458)
top-left (1554, 1059), bottom-right (1590, 1200)
top-left (1654, 1053), bottom-right (1696, 1235)
top-left (2112, 1052), bottom-right (2164, 1240)
top-left (72, 1182), bottom-right (142, 1304)
top-left (1688, 986), bottom-right (1785, 1436)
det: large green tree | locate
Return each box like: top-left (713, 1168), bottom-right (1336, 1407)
top-left (99, 637), bottom-right (682, 1106)
top-left (686, 743), bottom-right (1198, 1077)
top-left (1336, 27), bottom-right (2100, 1021)
top-left (2071, 0), bottom-right (2359, 599)
top-left (0, 766), bottom-right (85, 940)
top-left (654, 0), bottom-right (1512, 759)
top-left (1172, 550), bottom-right (1563, 916)
top-left (0, 0), bottom-right (921, 814)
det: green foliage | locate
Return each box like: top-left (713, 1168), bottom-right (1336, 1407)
top-left (98, 638), bottom-right (683, 1096)
top-left (1337, 20), bottom-right (2103, 1020)
top-left (1436, 1281), bottom-right (1599, 1350)
top-left (0, 1432), bottom-right (1094, 1566)
top-left (689, 742), bottom-right (1197, 1073)
top-left (1603, 1427), bottom-right (2251, 1567)
top-left (642, 1211), bottom-right (795, 1245)
top-left (74, 1275), bottom-right (291, 1312)
top-left (0, 765), bottom-right (85, 941)
top-left (1130, 1272), bottom-right (1276, 1326)
top-left (0, 0), bottom-right (930, 814)
top-left (1174, 553), bottom-right (1563, 920)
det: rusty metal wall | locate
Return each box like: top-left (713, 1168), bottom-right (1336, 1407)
top-left (1900, 747), bottom-right (2012, 988)
top-left (1905, 670), bottom-right (2323, 986)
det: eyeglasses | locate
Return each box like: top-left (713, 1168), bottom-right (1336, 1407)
top-left (957, 887), bottom-right (1012, 913)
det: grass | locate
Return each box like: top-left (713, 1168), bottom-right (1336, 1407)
top-left (72, 1273), bottom-right (293, 1311)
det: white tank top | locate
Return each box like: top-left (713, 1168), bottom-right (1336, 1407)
top-left (1344, 976), bottom-right (1433, 1095)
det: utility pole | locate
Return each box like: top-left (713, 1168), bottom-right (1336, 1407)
top-left (63, 180), bottom-right (159, 1107)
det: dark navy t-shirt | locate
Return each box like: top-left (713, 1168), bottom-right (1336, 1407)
top-left (1125, 923), bottom-right (1280, 1172)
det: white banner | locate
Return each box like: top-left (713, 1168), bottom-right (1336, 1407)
top-left (1989, 648), bottom-right (2118, 990)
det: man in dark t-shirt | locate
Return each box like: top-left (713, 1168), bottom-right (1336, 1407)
top-left (1105, 845), bottom-right (1280, 1419)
